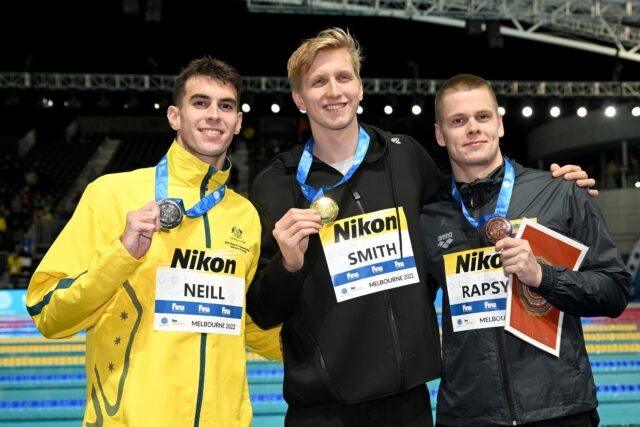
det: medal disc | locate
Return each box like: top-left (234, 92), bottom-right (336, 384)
top-left (484, 216), bottom-right (512, 244)
top-left (310, 196), bottom-right (339, 225)
top-left (158, 199), bottom-right (184, 230)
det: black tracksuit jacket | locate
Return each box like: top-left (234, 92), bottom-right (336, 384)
top-left (420, 162), bottom-right (630, 426)
top-left (247, 124), bottom-right (447, 407)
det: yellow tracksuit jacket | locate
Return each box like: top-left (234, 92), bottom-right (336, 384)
top-left (26, 142), bottom-right (281, 426)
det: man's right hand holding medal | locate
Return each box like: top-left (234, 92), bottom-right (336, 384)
top-left (495, 237), bottom-right (543, 288)
top-left (121, 201), bottom-right (161, 260)
top-left (273, 208), bottom-right (322, 273)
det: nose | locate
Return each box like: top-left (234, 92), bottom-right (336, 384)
top-left (466, 119), bottom-right (480, 135)
top-left (207, 104), bottom-right (221, 121)
top-left (326, 78), bottom-right (341, 97)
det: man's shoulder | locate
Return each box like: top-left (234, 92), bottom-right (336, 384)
top-left (251, 152), bottom-right (298, 198)
top-left (90, 167), bottom-right (154, 189)
top-left (422, 194), bottom-right (455, 218)
top-left (364, 123), bottom-right (421, 147)
top-left (512, 164), bottom-right (593, 219)
top-left (81, 168), bottom-right (154, 208)
top-left (515, 165), bottom-right (575, 194)
top-left (381, 130), bottom-right (434, 166)
top-left (516, 164), bottom-right (551, 180)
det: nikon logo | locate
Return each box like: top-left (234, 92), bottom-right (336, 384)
top-left (334, 215), bottom-right (398, 243)
top-left (171, 249), bottom-right (236, 274)
top-left (456, 251), bottom-right (502, 274)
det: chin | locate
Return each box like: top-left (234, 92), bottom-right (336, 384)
top-left (330, 117), bottom-right (357, 130)
top-left (455, 154), bottom-right (490, 168)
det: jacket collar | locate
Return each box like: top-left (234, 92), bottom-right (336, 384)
top-left (166, 140), bottom-right (231, 190)
top-left (456, 162), bottom-right (505, 193)
top-left (274, 123), bottom-right (390, 170)
top-left (453, 158), bottom-right (525, 201)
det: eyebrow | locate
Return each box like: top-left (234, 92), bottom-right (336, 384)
top-left (307, 72), bottom-right (325, 81)
top-left (448, 109), bottom-right (493, 118)
top-left (188, 93), bottom-right (237, 105)
top-left (447, 113), bottom-right (466, 120)
top-left (189, 93), bottom-right (211, 102)
top-left (308, 69), bottom-right (354, 80)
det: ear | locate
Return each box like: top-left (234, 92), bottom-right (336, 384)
top-left (234, 112), bottom-right (243, 135)
top-left (167, 106), bottom-right (180, 131)
top-left (292, 91), bottom-right (305, 112)
top-left (498, 112), bottom-right (505, 138)
top-left (435, 123), bottom-right (446, 148)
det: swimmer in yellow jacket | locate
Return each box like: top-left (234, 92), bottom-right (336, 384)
top-left (27, 57), bottom-right (281, 427)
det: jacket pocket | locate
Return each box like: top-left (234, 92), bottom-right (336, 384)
top-left (282, 319), bottom-right (345, 404)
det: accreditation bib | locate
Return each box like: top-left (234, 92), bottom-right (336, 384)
top-left (319, 207), bottom-right (419, 303)
top-left (154, 249), bottom-right (245, 335)
top-left (443, 247), bottom-right (510, 332)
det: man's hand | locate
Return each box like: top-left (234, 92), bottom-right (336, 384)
top-left (495, 237), bottom-right (542, 288)
top-left (120, 201), bottom-right (160, 259)
top-left (550, 163), bottom-right (598, 197)
top-left (272, 208), bottom-right (322, 273)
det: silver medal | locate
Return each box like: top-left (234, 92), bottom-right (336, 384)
top-left (158, 199), bottom-right (183, 230)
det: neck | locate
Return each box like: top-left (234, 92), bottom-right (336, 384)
top-left (211, 156), bottom-right (226, 171)
top-left (176, 137), bottom-right (226, 170)
top-left (310, 121), bottom-right (360, 164)
top-left (451, 154), bottom-right (503, 183)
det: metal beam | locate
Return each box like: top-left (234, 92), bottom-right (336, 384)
top-left (246, 0), bottom-right (640, 62)
top-left (2, 72), bottom-right (639, 98)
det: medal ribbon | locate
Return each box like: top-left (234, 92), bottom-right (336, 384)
top-left (296, 126), bottom-right (370, 202)
top-left (155, 154), bottom-right (227, 217)
top-left (451, 157), bottom-right (515, 229)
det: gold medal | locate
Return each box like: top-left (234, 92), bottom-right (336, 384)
top-left (310, 196), bottom-right (339, 225)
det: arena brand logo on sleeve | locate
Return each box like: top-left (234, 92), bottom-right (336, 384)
top-left (437, 232), bottom-right (454, 249)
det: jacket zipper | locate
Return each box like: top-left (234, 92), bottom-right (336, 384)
top-left (381, 140), bottom-right (406, 391)
top-left (194, 170), bottom-right (214, 427)
top-left (495, 328), bottom-right (519, 425)
top-left (475, 181), bottom-right (517, 425)
top-left (346, 181), bottom-right (364, 215)
top-left (352, 190), bottom-right (364, 214)
top-left (386, 295), bottom-right (405, 390)
top-left (347, 179), bottom-right (404, 390)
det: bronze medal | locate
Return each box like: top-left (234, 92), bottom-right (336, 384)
top-left (158, 199), bottom-right (184, 230)
top-left (310, 196), bottom-right (339, 225)
top-left (484, 216), bottom-right (512, 244)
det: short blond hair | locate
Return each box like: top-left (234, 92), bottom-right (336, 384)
top-left (434, 74), bottom-right (498, 124)
top-left (287, 27), bottom-right (363, 92)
